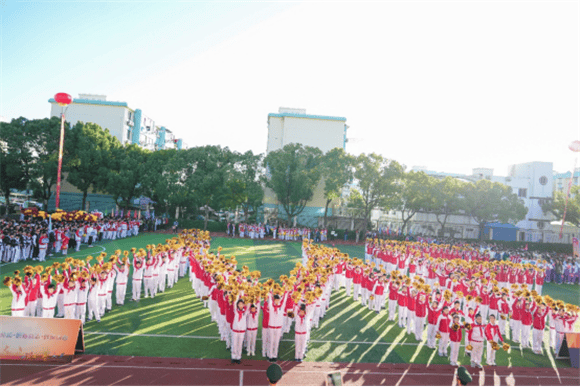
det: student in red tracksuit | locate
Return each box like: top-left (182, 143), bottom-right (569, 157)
top-left (388, 281), bottom-right (399, 321)
top-left (397, 285), bottom-right (409, 327)
top-left (345, 264), bottom-right (354, 297)
top-left (489, 292), bottom-right (500, 322)
top-left (353, 267), bottom-right (363, 301)
top-left (261, 299), bottom-right (270, 358)
top-left (520, 301), bottom-right (534, 349)
top-left (535, 270), bottom-right (545, 295)
top-left (225, 296), bottom-right (235, 350)
top-left (436, 306), bottom-right (452, 356)
top-left (511, 298), bottom-right (523, 343)
top-left (372, 277), bottom-right (386, 313)
top-left (532, 303), bottom-right (550, 354)
top-left (406, 288), bottom-right (417, 335)
top-left (414, 292), bottom-right (428, 341)
top-left (427, 298), bottom-right (443, 348)
top-left (497, 293), bottom-right (511, 336)
top-left (449, 314), bottom-right (466, 366)
top-left (484, 314), bottom-right (504, 365)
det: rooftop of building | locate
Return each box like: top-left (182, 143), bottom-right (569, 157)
top-left (554, 171), bottom-right (580, 178)
top-left (48, 97), bottom-right (128, 108)
top-left (268, 107), bottom-right (346, 122)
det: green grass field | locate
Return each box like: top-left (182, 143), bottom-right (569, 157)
top-left (1, 233), bottom-right (578, 369)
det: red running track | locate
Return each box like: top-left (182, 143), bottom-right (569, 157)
top-left (2, 355), bottom-right (579, 386)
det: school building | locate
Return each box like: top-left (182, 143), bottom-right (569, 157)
top-left (262, 108), bottom-right (348, 227)
top-left (46, 94), bottom-right (187, 212)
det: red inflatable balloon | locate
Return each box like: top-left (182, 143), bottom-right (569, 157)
top-left (569, 140), bottom-right (580, 152)
top-left (54, 93), bottom-right (72, 106)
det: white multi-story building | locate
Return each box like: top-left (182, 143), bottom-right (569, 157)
top-left (502, 162), bottom-right (553, 242)
top-left (266, 108), bottom-right (348, 153)
top-left (554, 168), bottom-right (580, 193)
top-left (263, 108), bottom-right (349, 226)
top-left (48, 94), bottom-right (185, 150)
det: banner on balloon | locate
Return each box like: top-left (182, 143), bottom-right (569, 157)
top-left (0, 316), bottom-right (83, 362)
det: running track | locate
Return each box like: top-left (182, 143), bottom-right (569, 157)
top-left (2, 355), bottom-right (579, 386)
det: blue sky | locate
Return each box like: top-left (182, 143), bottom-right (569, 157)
top-left (2, 1), bottom-right (579, 176)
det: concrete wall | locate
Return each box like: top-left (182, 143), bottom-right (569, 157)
top-left (267, 115), bottom-right (346, 153)
top-left (50, 101), bottom-right (131, 145)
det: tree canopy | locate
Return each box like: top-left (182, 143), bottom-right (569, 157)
top-left (463, 179), bottom-right (528, 239)
top-left (264, 143), bottom-right (323, 222)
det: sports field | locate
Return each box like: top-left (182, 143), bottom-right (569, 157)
top-left (1, 232), bottom-right (579, 370)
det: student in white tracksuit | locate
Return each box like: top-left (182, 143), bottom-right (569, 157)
top-left (179, 249), bottom-right (188, 278)
top-left (97, 273), bottom-right (108, 316)
top-left (114, 260), bottom-right (130, 305)
top-left (245, 300), bottom-right (261, 356)
top-left (293, 303), bottom-right (315, 361)
top-left (143, 256), bottom-right (156, 298)
top-left (106, 269), bottom-right (116, 310)
top-left (230, 299), bottom-right (250, 363)
top-left (166, 253), bottom-right (177, 288)
top-left (267, 292), bottom-right (288, 361)
top-left (87, 278), bottom-right (101, 322)
top-left (484, 315), bottom-right (504, 366)
top-left (40, 283), bottom-right (62, 318)
top-left (132, 257), bottom-right (144, 301)
top-left (9, 282), bottom-right (27, 317)
top-left (158, 257), bottom-right (168, 293)
top-left (468, 315), bottom-right (486, 369)
top-left (76, 281), bottom-right (89, 324)
top-left (63, 278), bottom-right (79, 320)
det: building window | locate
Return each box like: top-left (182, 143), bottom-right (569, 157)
top-left (518, 188), bottom-right (527, 198)
top-left (539, 176), bottom-right (548, 185)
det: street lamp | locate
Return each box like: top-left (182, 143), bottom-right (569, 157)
top-left (54, 92), bottom-right (72, 210)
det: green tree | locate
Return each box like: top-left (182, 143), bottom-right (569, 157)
top-left (26, 117), bottom-right (68, 209)
top-left (65, 122), bottom-right (121, 210)
top-left (393, 171), bottom-right (436, 234)
top-left (0, 117), bottom-right (34, 214)
top-left (106, 144), bottom-right (150, 210)
top-left (429, 176), bottom-right (466, 235)
top-left (225, 151), bottom-right (264, 223)
top-left (320, 148), bottom-right (354, 228)
top-left (264, 143), bottom-right (323, 222)
top-left (141, 149), bottom-right (178, 216)
top-left (163, 148), bottom-right (197, 218)
top-left (462, 179), bottom-right (528, 240)
top-left (349, 153), bottom-right (404, 238)
top-left (189, 145), bottom-right (234, 230)
top-left (542, 186), bottom-right (580, 227)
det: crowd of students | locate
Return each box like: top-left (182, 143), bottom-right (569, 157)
top-left (0, 217), bottom-right (143, 263)
top-left (5, 228), bottom-right (579, 370)
top-left (226, 222), bottom-right (330, 242)
top-left (189, 236), bottom-right (579, 368)
top-left (4, 230), bottom-right (210, 324)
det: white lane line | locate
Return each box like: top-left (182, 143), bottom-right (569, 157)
top-left (84, 330), bottom-right (422, 346)
top-left (3, 364), bottom-right (579, 379)
top-left (239, 370), bottom-right (243, 386)
top-left (84, 331), bottom-right (532, 350)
